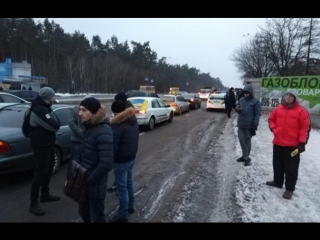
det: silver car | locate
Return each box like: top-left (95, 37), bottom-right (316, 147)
top-left (0, 103), bottom-right (76, 175)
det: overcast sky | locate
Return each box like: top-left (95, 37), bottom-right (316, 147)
top-left (33, 18), bottom-right (268, 89)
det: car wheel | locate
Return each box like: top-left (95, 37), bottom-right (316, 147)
top-left (178, 108), bottom-right (182, 115)
top-left (52, 147), bottom-right (61, 175)
top-left (147, 116), bottom-right (155, 130)
top-left (167, 111), bottom-right (173, 123)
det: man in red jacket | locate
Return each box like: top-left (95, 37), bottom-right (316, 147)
top-left (267, 89), bottom-right (311, 200)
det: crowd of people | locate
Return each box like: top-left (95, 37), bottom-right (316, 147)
top-left (26, 84), bottom-right (311, 222)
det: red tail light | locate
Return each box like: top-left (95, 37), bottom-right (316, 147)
top-left (171, 103), bottom-right (178, 108)
top-left (0, 141), bottom-right (11, 154)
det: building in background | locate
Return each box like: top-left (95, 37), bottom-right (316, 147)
top-left (0, 58), bottom-right (47, 91)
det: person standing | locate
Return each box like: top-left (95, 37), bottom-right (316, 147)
top-left (266, 90), bottom-right (311, 200)
top-left (109, 100), bottom-right (139, 223)
top-left (236, 88), bottom-right (244, 104)
top-left (107, 92), bottom-right (134, 193)
top-left (68, 95), bottom-right (92, 160)
top-left (224, 87), bottom-right (236, 118)
top-left (76, 97), bottom-right (114, 222)
top-left (235, 84), bottom-right (261, 166)
top-left (29, 87), bottom-right (61, 216)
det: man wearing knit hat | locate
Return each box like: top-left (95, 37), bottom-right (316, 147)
top-left (29, 87), bottom-right (61, 216)
top-left (68, 95), bottom-right (92, 160)
top-left (75, 97), bottom-right (114, 222)
top-left (107, 92), bottom-right (134, 193)
top-left (109, 100), bottom-right (139, 222)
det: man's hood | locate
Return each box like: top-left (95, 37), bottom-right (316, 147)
top-left (242, 85), bottom-right (254, 95)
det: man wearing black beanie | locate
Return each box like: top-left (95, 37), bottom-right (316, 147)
top-left (109, 99), bottom-right (139, 222)
top-left (73, 97), bottom-right (114, 222)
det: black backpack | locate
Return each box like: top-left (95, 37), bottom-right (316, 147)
top-left (22, 107), bottom-right (33, 138)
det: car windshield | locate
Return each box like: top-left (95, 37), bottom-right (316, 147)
top-left (161, 96), bottom-right (175, 102)
top-left (0, 108), bottom-right (26, 127)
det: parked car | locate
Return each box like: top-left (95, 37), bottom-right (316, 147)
top-left (0, 92), bottom-right (30, 109)
top-left (181, 93), bottom-right (201, 110)
top-left (127, 96), bottom-right (174, 130)
top-left (160, 94), bottom-right (190, 115)
top-left (5, 90), bottom-right (59, 103)
top-left (0, 103), bottom-right (76, 175)
top-left (126, 90), bottom-right (159, 98)
top-left (5, 90), bottom-right (39, 102)
top-left (206, 93), bottom-right (226, 112)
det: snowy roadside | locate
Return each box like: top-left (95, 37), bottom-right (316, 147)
top-left (234, 113), bottom-right (320, 222)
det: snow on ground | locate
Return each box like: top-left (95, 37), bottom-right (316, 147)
top-left (233, 112), bottom-right (320, 222)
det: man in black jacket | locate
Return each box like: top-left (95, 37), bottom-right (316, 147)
top-left (224, 87), bottom-right (236, 118)
top-left (109, 100), bottom-right (139, 222)
top-left (77, 97), bottom-right (114, 222)
top-left (29, 87), bottom-right (61, 216)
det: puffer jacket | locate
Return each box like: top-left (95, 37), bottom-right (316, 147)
top-left (268, 90), bottom-right (311, 147)
top-left (76, 105), bottom-right (114, 191)
top-left (235, 85), bottom-right (261, 129)
top-left (29, 95), bottom-right (60, 147)
top-left (110, 107), bottom-right (139, 163)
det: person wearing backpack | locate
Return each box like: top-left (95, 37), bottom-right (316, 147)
top-left (28, 87), bottom-right (61, 216)
top-left (224, 87), bottom-right (236, 118)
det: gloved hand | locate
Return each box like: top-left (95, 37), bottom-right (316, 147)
top-left (252, 125), bottom-right (258, 131)
top-left (298, 143), bottom-right (306, 153)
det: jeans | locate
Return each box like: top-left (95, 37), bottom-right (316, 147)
top-left (114, 159), bottom-right (135, 219)
top-left (30, 146), bottom-right (55, 202)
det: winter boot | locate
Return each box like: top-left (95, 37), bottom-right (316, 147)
top-left (283, 190), bottom-right (293, 199)
top-left (29, 202), bottom-right (45, 216)
top-left (236, 157), bottom-right (244, 162)
top-left (266, 181), bottom-right (283, 189)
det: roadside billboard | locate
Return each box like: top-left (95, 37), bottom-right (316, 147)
top-left (260, 76), bottom-right (320, 113)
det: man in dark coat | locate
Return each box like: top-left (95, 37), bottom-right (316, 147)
top-left (68, 95), bottom-right (92, 160)
top-left (224, 87), bottom-right (236, 118)
top-left (107, 92), bottom-right (135, 193)
top-left (109, 100), bottom-right (139, 222)
top-left (235, 84), bottom-right (261, 166)
top-left (77, 97), bottom-right (114, 222)
top-left (29, 87), bottom-right (61, 216)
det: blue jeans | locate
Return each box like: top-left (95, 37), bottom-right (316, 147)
top-left (114, 159), bottom-right (135, 219)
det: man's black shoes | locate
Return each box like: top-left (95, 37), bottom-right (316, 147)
top-left (107, 184), bottom-right (117, 193)
top-left (29, 202), bottom-right (45, 216)
top-left (236, 157), bottom-right (244, 162)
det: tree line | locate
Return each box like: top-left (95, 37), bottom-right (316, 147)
top-left (1, 18), bottom-right (319, 94)
top-left (231, 18), bottom-right (320, 80)
top-left (0, 18), bottom-right (224, 93)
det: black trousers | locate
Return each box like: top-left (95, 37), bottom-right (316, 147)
top-left (226, 104), bottom-right (233, 118)
top-left (30, 146), bottom-right (55, 202)
top-left (273, 144), bottom-right (300, 192)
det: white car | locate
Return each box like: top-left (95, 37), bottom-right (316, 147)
top-left (127, 96), bottom-right (174, 130)
top-left (206, 93), bottom-right (226, 111)
top-left (0, 92), bottom-right (30, 109)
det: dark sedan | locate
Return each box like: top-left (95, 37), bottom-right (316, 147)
top-left (181, 93), bottom-right (201, 110)
top-left (0, 103), bottom-right (76, 175)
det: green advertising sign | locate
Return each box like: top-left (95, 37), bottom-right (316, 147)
top-left (260, 76), bottom-right (320, 113)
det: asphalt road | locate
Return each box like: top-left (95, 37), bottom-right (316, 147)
top-left (0, 99), bottom-right (235, 222)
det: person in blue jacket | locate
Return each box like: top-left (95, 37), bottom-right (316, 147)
top-left (235, 84), bottom-right (261, 166)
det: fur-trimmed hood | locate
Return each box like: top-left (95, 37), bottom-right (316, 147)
top-left (110, 107), bottom-right (136, 125)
